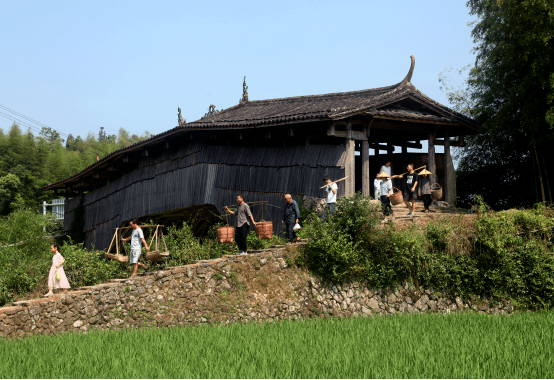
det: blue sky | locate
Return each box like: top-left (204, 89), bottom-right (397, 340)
top-left (1, 0), bottom-right (475, 154)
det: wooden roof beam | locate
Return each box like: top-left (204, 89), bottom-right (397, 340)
top-left (434, 136), bottom-right (465, 147)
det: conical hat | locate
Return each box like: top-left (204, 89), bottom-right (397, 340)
top-left (377, 171), bottom-right (390, 179)
top-left (419, 169), bottom-right (433, 175)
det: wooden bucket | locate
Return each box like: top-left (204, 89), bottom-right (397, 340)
top-left (104, 253), bottom-right (129, 263)
top-left (217, 226), bottom-right (235, 244)
top-left (145, 250), bottom-right (170, 261)
top-left (431, 183), bottom-right (443, 200)
top-left (255, 221), bottom-right (273, 240)
top-left (389, 187), bottom-right (404, 206)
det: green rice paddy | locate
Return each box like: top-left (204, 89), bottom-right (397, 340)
top-left (1, 312), bottom-right (553, 378)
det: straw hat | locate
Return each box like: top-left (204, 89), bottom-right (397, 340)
top-left (377, 171), bottom-right (391, 179)
top-left (419, 169), bottom-right (433, 175)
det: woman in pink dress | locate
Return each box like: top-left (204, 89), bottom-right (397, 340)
top-left (44, 243), bottom-right (70, 297)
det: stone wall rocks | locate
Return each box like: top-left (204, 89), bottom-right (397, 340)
top-left (0, 243), bottom-right (514, 339)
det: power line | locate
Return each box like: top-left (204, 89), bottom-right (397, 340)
top-left (0, 112), bottom-right (44, 135)
top-left (0, 104), bottom-right (69, 137)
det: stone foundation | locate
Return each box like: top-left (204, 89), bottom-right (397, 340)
top-left (0, 243), bottom-right (513, 339)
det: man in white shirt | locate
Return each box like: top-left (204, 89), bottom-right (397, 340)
top-left (322, 175), bottom-right (338, 218)
top-left (380, 161), bottom-right (392, 177)
top-left (121, 219), bottom-right (150, 277)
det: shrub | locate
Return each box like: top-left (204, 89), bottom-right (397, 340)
top-left (0, 209), bottom-right (56, 305)
top-left (61, 240), bottom-right (127, 288)
top-left (300, 194), bottom-right (554, 310)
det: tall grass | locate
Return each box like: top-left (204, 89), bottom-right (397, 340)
top-left (1, 312), bottom-right (552, 378)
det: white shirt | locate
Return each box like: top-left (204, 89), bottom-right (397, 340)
top-left (131, 228), bottom-right (144, 251)
top-left (374, 179), bottom-right (381, 195)
top-left (325, 183), bottom-right (338, 203)
top-left (380, 180), bottom-right (392, 196)
top-left (380, 165), bottom-right (392, 176)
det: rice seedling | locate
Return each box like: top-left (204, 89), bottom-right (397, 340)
top-left (1, 312), bottom-right (552, 378)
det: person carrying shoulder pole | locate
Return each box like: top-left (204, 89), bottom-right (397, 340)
top-left (322, 175), bottom-right (338, 218)
top-left (225, 195), bottom-right (257, 255)
top-left (121, 219), bottom-right (150, 277)
top-left (282, 194), bottom-right (301, 243)
top-left (419, 169), bottom-right (433, 213)
top-left (403, 163), bottom-right (419, 216)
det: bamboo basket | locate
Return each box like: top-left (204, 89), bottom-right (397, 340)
top-left (254, 202), bottom-right (273, 240)
top-left (390, 187), bottom-right (404, 205)
top-left (216, 226), bottom-right (235, 244)
top-left (431, 183), bottom-right (443, 200)
top-left (145, 226), bottom-right (170, 261)
top-left (104, 253), bottom-right (128, 263)
top-left (104, 228), bottom-right (129, 263)
top-left (255, 221), bottom-right (273, 240)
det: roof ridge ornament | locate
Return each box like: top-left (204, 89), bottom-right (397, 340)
top-left (240, 76), bottom-right (249, 103)
top-left (204, 104), bottom-right (219, 117)
top-left (402, 55), bottom-right (415, 84)
top-left (177, 105), bottom-right (186, 126)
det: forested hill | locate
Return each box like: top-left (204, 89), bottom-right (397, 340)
top-left (0, 123), bottom-right (151, 215)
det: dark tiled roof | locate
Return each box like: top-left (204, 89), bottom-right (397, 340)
top-left (184, 56), bottom-right (475, 129)
top-left (44, 56), bottom-right (476, 190)
top-left (370, 109), bottom-right (456, 123)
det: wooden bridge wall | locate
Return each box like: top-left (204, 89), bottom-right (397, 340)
top-left (64, 142), bottom-right (348, 250)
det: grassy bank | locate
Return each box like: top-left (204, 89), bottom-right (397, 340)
top-left (1, 312), bottom-right (553, 378)
top-left (0, 209), bottom-right (285, 306)
top-left (300, 195), bottom-right (554, 310)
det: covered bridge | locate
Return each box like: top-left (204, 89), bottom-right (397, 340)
top-left (45, 56), bottom-right (477, 249)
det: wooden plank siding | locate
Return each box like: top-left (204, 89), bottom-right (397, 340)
top-left (64, 142), bottom-right (347, 250)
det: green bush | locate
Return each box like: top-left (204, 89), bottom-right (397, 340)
top-left (0, 209), bottom-right (56, 305)
top-left (300, 195), bottom-right (554, 310)
top-left (61, 239), bottom-right (127, 288)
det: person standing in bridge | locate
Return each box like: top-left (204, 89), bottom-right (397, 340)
top-left (282, 194), bottom-right (301, 243)
top-left (322, 176), bottom-right (338, 218)
top-left (374, 173), bottom-right (382, 200)
top-left (378, 172), bottom-right (394, 216)
top-left (403, 164), bottom-right (419, 216)
top-left (121, 219), bottom-right (150, 277)
top-left (418, 169), bottom-right (433, 213)
top-left (225, 195), bottom-right (257, 255)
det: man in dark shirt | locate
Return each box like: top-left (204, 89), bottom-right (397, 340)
top-left (282, 194), bottom-right (301, 243)
top-left (225, 195), bottom-right (257, 255)
top-left (403, 163), bottom-right (419, 216)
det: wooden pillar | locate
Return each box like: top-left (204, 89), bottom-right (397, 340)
top-left (443, 133), bottom-right (449, 203)
top-left (362, 124), bottom-right (370, 197)
top-left (428, 131), bottom-right (436, 185)
top-left (345, 119), bottom-right (355, 197)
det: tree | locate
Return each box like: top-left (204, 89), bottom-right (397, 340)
top-left (451, 0), bottom-right (554, 208)
top-left (0, 173), bottom-right (24, 214)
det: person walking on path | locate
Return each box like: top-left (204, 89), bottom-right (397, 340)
top-left (44, 243), bottom-right (70, 297)
top-left (121, 219), bottom-right (150, 277)
top-left (225, 195), bottom-right (257, 255)
top-left (322, 175), bottom-right (338, 218)
top-left (374, 173), bottom-right (382, 200)
top-left (403, 164), bottom-right (419, 216)
top-left (378, 172), bottom-right (394, 216)
top-left (418, 169), bottom-right (433, 213)
top-left (282, 194), bottom-right (301, 243)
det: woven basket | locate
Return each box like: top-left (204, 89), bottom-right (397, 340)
top-left (431, 183), bottom-right (443, 200)
top-left (389, 187), bottom-right (404, 205)
top-left (145, 250), bottom-right (170, 261)
top-left (216, 226), bottom-right (235, 244)
top-left (255, 221), bottom-right (273, 240)
top-left (104, 253), bottom-right (129, 263)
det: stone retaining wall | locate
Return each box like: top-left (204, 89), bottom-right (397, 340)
top-left (0, 243), bottom-right (513, 339)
